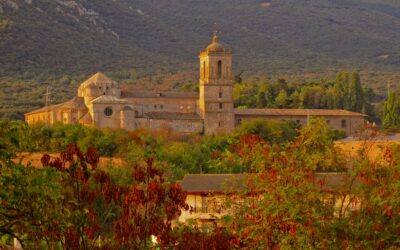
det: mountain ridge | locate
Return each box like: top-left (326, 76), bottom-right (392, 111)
top-left (2, 0), bottom-right (400, 77)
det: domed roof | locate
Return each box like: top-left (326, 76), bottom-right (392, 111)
top-left (206, 34), bottom-right (225, 52)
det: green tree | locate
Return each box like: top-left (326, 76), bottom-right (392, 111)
top-left (275, 89), bottom-right (288, 108)
top-left (333, 72), bottom-right (347, 109)
top-left (256, 91), bottom-right (267, 108)
top-left (383, 92), bottom-right (400, 129)
top-left (235, 119), bottom-right (299, 145)
top-left (348, 71), bottom-right (364, 112)
top-left (289, 90), bottom-right (301, 108)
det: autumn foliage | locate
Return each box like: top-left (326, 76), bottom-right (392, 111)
top-left (3, 120), bottom-right (400, 249)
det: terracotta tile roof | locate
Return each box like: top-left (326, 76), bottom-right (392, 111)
top-left (181, 173), bottom-right (358, 194)
top-left (83, 72), bottom-right (116, 85)
top-left (314, 172), bottom-right (359, 191)
top-left (234, 108), bottom-right (367, 117)
top-left (122, 91), bottom-right (198, 99)
top-left (79, 112), bottom-right (93, 124)
top-left (25, 103), bottom-right (63, 115)
top-left (144, 112), bottom-right (202, 120)
top-left (180, 174), bottom-right (246, 193)
top-left (59, 97), bottom-right (86, 110)
top-left (91, 95), bottom-right (128, 104)
top-left (25, 97), bottom-right (87, 115)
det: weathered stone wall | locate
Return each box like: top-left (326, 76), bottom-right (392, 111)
top-left (88, 102), bottom-right (126, 129)
top-left (235, 114), bottom-right (365, 135)
top-left (125, 97), bottom-right (198, 116)
top-left (136, 118), bottom-right (203, 134)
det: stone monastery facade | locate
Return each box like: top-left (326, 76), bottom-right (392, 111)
top-left (25, 35), bottom-right (366, 135)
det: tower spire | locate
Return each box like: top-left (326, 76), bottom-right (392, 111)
top-left (213, 23), bottom-right (219, 43)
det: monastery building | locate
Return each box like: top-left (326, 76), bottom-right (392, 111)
top-left (25, 34), bottom-right (366, 135)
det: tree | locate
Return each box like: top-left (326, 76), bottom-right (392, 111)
top-left (0, 160), bottom-right (68, 248)
top-left (275, 89), bottom-right (288, 108)
top-left (289, 90), bottom-right (301, 108)
top-left (256, 91), bottom-right (267, 108)
top-left (226, 119), bottom-right (343, 248)
top-left (113, 159), bottom-right (189, 249)
top-left (235, 119), bottom-right (299, 146)
top-left (299, 86), bottom-right (309, 108)
top-left (348, 71), bottom-right (364, 112)
top-left (333, 72), bottom-right (348, 109)
top-left (383, 92), bottom-right (400, 129)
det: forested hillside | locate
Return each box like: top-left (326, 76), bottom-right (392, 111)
top-left (2, 0), bottom-right (400, 119)
top-left (2, 0), bottom-right (400, 75)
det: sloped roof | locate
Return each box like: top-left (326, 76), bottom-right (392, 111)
top-left (91, 95), bottom-right (128, 104)
top-left (25, 103), bottom-right (63, 115)
top-left (234, 108), bottom-right (367, 117)
top-left (79, 112), bottom-right (92, 124)
top-left (59, 97), bottom-right (86, 110)
top-left (314, 172), bottom-right (359, 191)
top-left (181, 173), bottom-right (358, 194)
top-left (83, 72), bottom-right (115, 85)
top-left (144, 112), bottom-right (202, 120)
top-left (122, 91), bottom-right (198, 99)
top-left (181, 174), bottom-right (246, 194)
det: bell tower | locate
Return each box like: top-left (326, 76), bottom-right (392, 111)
top-left (199, 33), bottom-right (234, 135)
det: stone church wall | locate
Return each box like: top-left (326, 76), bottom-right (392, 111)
top-left (125, 98), bottom-right (198, 115)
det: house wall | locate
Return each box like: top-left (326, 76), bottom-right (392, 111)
top-left (25, 111), bottom-right (54, 125)
top-left (179, 194), bottom-right (228, 225)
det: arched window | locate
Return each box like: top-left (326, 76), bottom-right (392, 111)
top-left (203, 61), bottom-right (206, 79)
top-left (217, 60), bottom-right (222, 78)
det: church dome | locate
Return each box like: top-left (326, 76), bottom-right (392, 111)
top-left (206, 34), bottom-right (225, 52)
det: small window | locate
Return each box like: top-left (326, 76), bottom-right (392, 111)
top-left (219, 103), bottom-right (223, 109)
top-left (219, 92), bottom-right (222, 98)
top-left (104, 107), bottom-right (113, 117)
top-left (217, 60), bottom-right (222, 78)
top-left (326, 120), bottom-right (330, 125)
top-left (341, 119), bottom-right (347, 128)
top-left (218, 121), bottom-right (222, 127)
top-left (154, 105), bottom-right (157, 109)
top-left (160, 105), bottom-right (164, 109)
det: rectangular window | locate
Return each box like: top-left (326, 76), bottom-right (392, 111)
top-left (326, 119), bottom-right (330, 125)
top-left (341, 119), bottom-right (347, 128)
top-left (201, 196), bottom-right (207, 213)
top-left (219, 92), bottom-right (223, 98)
top-left (219, 103), bottom-right (223, 109)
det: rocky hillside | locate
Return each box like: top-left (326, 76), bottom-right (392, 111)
top-left (1, 0), bottom-right (400, 76)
